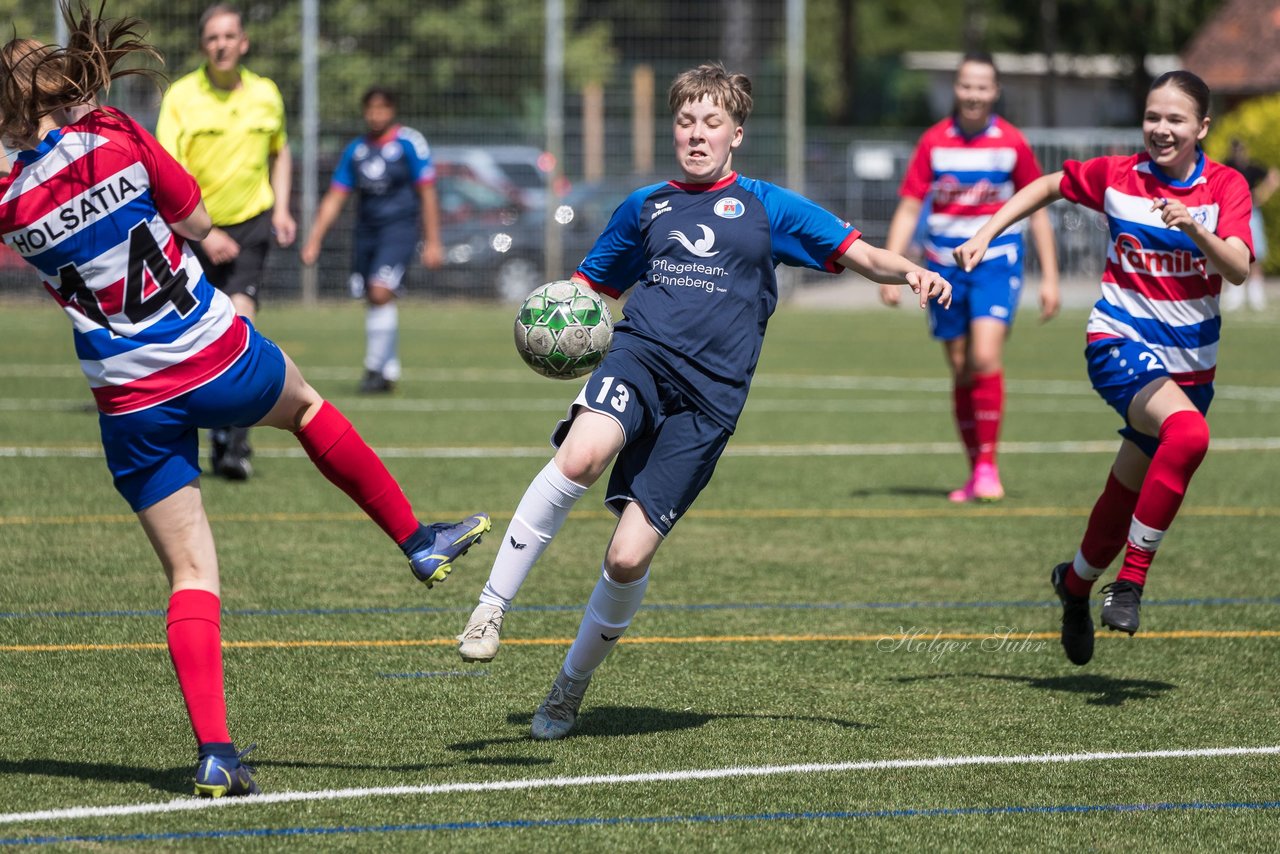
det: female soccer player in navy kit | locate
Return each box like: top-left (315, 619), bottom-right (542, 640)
top-left (300, 86), bottom-right (444, 393)
top-left (882, 53), bottom-right (1060, 503)
top-left (955, 71), bottom-right (1252, 666)
top-left (455, 63), bottom-right (952, 739)
top-left (0, 8), bottom-right (488, 795)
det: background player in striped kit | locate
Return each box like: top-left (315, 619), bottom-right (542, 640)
top-left (954, 70), bottom-right (1252, 666)
top-left (300, 85), bottom-right (444, 394)
top-left (0, 5), bottom-right (488, 797)
top-left (455, 63), bottom-right (952, 740)
top-left (880, 52), bottom-right (1060, 503)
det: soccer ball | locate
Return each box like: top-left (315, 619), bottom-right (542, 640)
top-left (513, 280), bottom-right (613, 379)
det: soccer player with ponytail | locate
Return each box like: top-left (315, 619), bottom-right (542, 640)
top-left (955, 70), bottom-right (1252, 666)
top-left (0, 3), bottom-right (488, 796)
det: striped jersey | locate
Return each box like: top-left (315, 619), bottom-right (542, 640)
top-left (1059, 151), bottom-right (1253, 385)
top-left (577, 172), bottom-right (859, 431)
top-left (0, 108), bottom-right (247, 415)
top-left (900, 116), bottom-right (1043, 266)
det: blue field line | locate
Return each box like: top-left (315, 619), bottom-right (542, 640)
top-left (3, 799), bottom-right (1277, 846)
top-left (377, 670), bottom-right (490, 679)
top-left (3, 596), bottom-right (1280, 622)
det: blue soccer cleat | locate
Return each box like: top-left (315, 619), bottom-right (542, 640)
top-left (409, 513), bottom-right (492, 588)
top-left (193, 746), bottom-right (258, 798)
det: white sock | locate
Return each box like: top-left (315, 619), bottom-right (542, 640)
top-left (1246, 274), bottom-right (1266, 310)
top-left (364, 302), bottom-right (399, 377)
top-left (1072, 549), bottom-right (1107, 581)
top-left (478, 460), bottom-right (589, 610)
top-left (563, 567), bottom-right (649, 681)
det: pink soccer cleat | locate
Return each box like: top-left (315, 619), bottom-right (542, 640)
top-left (971, 461), bottom-right (1005, 502)
top-left (947, 477), bottom-right (975, 503)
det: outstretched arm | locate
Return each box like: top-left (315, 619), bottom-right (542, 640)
top-left (954, 172), bottom-right (1064, 272)
top-left (838, 238), bottom-right (952, 309)
top-left (878, 195), bottom-right (924, 308)
top-left (300, 187), bottom-right (350, 266)
top-left (1027, 207), bottom-right (1061, 321)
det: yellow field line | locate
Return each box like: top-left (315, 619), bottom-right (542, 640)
top-left (5, 629), bottom-right (1279, 653)
top-left (3, 506), bottom-right (1279, 527)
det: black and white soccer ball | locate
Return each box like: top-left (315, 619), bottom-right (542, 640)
top-left (513, 280), bottom-right (613, 379)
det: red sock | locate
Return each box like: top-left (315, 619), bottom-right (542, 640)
top-left (1072, 470), bottom-right (1141, 596)
top-left (952, 382), bottom-right (978, 469)
top-left (970, 371), bottom-right (1003, 467)
top-left (167, 589), bottom-right (231, 746)
top-left (296, 401), bottom-right (420, 544)
top-left (1116, 410), bottom-right (1210, 586)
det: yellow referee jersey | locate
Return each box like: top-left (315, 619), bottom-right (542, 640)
top-left (156, 65), bottom-right (287, 227)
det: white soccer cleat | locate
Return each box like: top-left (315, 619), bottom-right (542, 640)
top-left (457, 603), bottom-right (505, 662)
top-left (530, 670), bottom-right (591, 740)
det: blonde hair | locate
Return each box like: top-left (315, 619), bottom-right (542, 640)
top-left (667, 62), bottom-right (753, 126)
top-left (0, 2), bottom-right (161, 145)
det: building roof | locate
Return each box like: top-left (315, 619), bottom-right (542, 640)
top-left (1181, 0), bottom-right (1280, 96)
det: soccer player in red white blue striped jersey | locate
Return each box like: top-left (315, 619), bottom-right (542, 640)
top-left (955, 71), bottom-right (1253, 666)
top-left (882, 53), bottom-right (1060, 505)
top-left (0, 7), bottom-right (488, 797)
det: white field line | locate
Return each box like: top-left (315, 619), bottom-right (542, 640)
top-left (3, 363), bottom-right (1280, 402)
top-left (4, 437), bottom-right (1280, 461)
top-left (3, 745), bottom-right (1277, 826)
top-left (3, 397), bottom-right (1277, 415)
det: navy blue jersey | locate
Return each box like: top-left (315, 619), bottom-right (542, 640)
top-left (576, 172), bottom-right (859, 430)
top-left (331, 125), bottom-right (434, 228)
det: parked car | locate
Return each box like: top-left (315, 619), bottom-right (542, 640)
top-left (432, 144), bottom-right (558, 211)
top-left (434, 161), bottom-right (545, 300)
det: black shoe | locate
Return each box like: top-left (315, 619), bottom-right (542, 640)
top-left (209, 428), bottom-right (229, 474)
top-left (215, 427), bottom-right (253, 481)
top-left (1051, 562), bottom-right (1095, 666)
top-left (1099, 580), bottom-right (1143, 635)
top-left (359, 370), bottom-right (395, 394)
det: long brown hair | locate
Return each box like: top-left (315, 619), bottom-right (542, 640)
top-left (0, 2), bottom-right (162, 145)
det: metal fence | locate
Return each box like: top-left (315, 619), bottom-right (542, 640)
top-left (2, 1), bottom-right (1131, 301)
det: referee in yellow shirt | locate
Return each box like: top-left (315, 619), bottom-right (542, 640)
top-left (157, 4), bottom-right (296, 481)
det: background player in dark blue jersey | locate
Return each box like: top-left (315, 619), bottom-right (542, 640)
top-left (301, 86), bottom-right (443, 392)
top-left (454, 63), bottom-right (952, 740)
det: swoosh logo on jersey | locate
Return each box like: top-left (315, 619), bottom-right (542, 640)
top-left (668, 224), bottom-right (719, 257)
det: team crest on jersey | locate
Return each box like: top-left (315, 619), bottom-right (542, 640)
top-left (668, 224), bottom-right (719, 258)
top-left (360, 157), bottom-right (387, 180)
top-left (382, 142), bottom-right (403, 161)
top-left (714, 197), bottom-right (744, 219)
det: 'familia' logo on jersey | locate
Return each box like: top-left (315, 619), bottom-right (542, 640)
top-left (8, 173), bottom-right (143, 256)
top-left (1113, 233), bottom-right (1207, 278)
top-left (932, 176), bottom-right (1005, 207)
top-left (668, 224), bottom-right (719, 257)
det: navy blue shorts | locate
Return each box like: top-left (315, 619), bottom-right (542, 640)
top-left (1085, 336), bottom-right (1213, 458)
top-left (98, 319), bottom-right (287, 511)
top-left (551, 347), bottom-right (731, 537)
top-left (927, 254), bottom-right (1023, 341)
top-left (350, 220), bottom-right (419, 296)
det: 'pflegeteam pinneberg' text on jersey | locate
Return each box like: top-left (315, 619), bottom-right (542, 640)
top-left (0, 108), bottom-right (246, 415)
top-left (1060, 152), bottom-right (1254, 385)
top-left (332, 124), bottom-right (435, 229)
top-left (575, 172), bottom-right (860, 431)
top-left (899, 115), bottom-right (1043, 267)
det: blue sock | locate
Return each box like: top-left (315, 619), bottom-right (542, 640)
top-left (398, 523), bottom-right (435, 557)
top-left (198, 741), bottom-right (237, 760)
